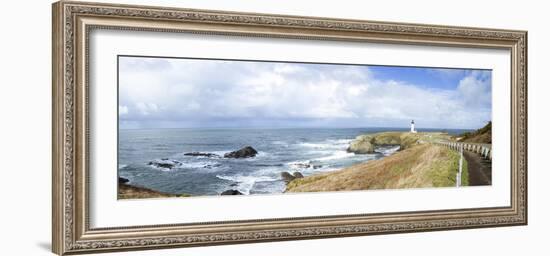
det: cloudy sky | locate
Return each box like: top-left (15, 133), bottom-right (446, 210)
top-left (118, 56), bottom-right (491, 130)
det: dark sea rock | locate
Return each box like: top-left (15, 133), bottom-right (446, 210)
top-left (292, 172), bottom-right (304, 179)
top-left (281, 171), bottom-right (304, 183)
top-left (184, 152), bottom-right (220, 158)
top-left (224, 146), bottom-right (258, 158)
top-left (221, 189), bottom-right (243, 195)
top-left (147, 159), bottom-right (182, 169)
top-left (118, 177), bottom-right (129, 184)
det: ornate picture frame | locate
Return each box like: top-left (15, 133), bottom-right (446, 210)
top-left (52, 1), bottom-right (527, 255)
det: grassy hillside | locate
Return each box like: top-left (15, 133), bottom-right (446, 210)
top-left (286, 144), bottom-right (468, 192)
top-left (118, 183), bottom-right (191, 199)
top-left (458, 122), bottom-right (492, 144)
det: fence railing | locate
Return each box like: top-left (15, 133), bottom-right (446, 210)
top-left (434, 141), bottom-right (492, 160)
top-left (434, 141), bottom-right (491, 187)
top-left (457, 147), bottom-right (463, 187)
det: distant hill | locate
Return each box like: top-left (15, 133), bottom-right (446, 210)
top-left (458, 122), bottom-right (492, 144)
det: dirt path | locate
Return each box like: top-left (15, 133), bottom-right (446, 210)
top-left (463, 150), bottom-right (492, 185)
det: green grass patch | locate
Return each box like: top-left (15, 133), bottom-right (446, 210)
top-left (426, 148), bottom-right (469, 187)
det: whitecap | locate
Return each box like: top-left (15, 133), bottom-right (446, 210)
top-left (272, 141), bottom-right (289, 147)
top-left (287, 160), bottom-right (322, 170)
top-left (179, 161), bottom-right (220, 169)
top-left (147, 159), bottom-right (182, 171)
top-left (325, 138), bottom-right (353, 145)
top-left (295, 138), bottom-right (352, 151)
top-left (148, 158), bottom-right (222, 171)
top-left (211, 150), bottom-right (231, 156)
top-left (296, 142), bottom-right (336, 149)
top-left (216, 174), bottom-right (278, 195)
top-left (314, 151), bottom-right (355, 161)
top-left (374, 145), bottom-right (401, 156)
top-left (118, 164), bottom-right (128, 170)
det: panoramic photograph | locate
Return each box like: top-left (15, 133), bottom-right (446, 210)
top-left (117, 56), bottom-right (492, 199)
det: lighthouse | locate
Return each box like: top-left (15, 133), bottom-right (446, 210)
top-left (410, 120), bottom-right (417, 133)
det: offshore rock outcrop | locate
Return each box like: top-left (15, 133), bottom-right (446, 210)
top-left (347, 135), bottom-right (375, 154)
top-left (224, 146), bottom-right (258, 158)
top-left (346, 132), bottom-right (421, 154)
top-left (184, 152), bottom-right (220, 158)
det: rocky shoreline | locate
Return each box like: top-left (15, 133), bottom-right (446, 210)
top-left (119, 133), bottom-right (454, 198)
top-left (286, 132), bottom-right (463, 192)
top-left (118, 177), bottom-right (191, 199)
top-left (119, 146), bottom-right (262, 198)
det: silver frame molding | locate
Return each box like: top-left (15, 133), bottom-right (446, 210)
top-left (52, 1), bottom-right (527, 255)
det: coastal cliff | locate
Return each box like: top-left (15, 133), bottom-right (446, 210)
top-left (346, 132), bottom-right (427, 154)
top-left (287, 132), bottom-right (468, 192)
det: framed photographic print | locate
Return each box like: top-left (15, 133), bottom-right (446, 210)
top-left (52, 1), bottom-right (527, 255)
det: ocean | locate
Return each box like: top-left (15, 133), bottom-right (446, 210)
top-left (118, 127), bottom-right (469, 196)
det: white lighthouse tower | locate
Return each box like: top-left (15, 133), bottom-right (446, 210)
top-left (410, 120), bottom-right (417, 133)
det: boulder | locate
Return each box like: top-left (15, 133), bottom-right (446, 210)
top-left (281, 171), bottom-right (304, 183)
top-left (184, 152), bottom-right (220, 158)
top-left (292, 172), bottom-right (304, 179)
top-left (224, 146), bottom-right (258, 158)
top-left (221, 189), bottom-right (243, 195)
top-left (281, 171), bottom-right (295, 183)
top-left (347, 135), bottom-right (375, 154)
top-left (118, 177), bottom-right (129, 184)
top-left (147, 159), bottom-right (182, 170)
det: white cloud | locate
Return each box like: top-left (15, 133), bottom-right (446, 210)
top-left (457, 70), bottom-right (492, 108)
top-left (135, 102), bottom-right (159, 116)
top-left (118, 57), bottom-right (491, 129)
top-left (118, 105), bottom-right (128, 115)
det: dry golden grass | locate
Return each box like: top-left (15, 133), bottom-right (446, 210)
top-left (118, 183), bottom-right (191, 199)
top-left (286, 144), bottom-right (465, 193)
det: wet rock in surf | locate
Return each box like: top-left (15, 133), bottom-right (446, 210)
top-left (184, 152), bottom-right (220, 158)
top-left (204, 163), bottom-right (222, 169)
top-left (224, 146), bottom-right (258, 158)
top-left (281, 171), bottom-right (295, 182)
top-left (292, 172), bottom-right (304, 179)
top-left (147, 159), bottom-right (182, 170)
top-left (281, 171), bottom-right (304, 183)
top-left (221, 189), bottom-right (244, 195)
top-left (118, 177), bottom-right (129, 184)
